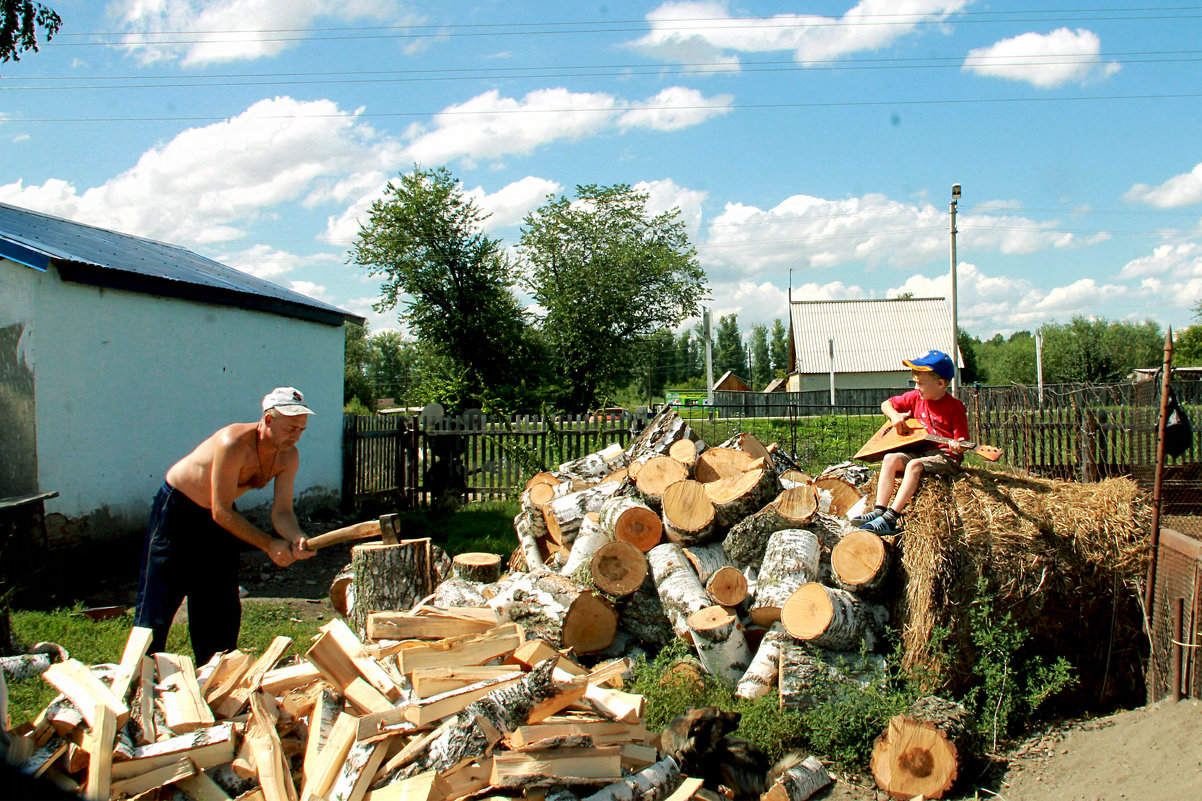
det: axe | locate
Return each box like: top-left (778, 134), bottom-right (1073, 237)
top-left (304, 513), bottom-right (401, 551)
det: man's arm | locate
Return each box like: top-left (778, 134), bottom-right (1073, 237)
top-left (270, 451), bottom-right (314, 560)
top-left (210, 432), bottom-right (295, 567)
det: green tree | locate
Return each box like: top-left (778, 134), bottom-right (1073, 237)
top-left (749, 324), bottom-right (771, 389)
top-left (519, 183), bottom-right (707, 410)
top-left (713, 314), bottom-right (747, 380)
top-left (1175, 325), bottom-right (1202, 366)
top-left (1041, 317), bottom-right (1162, 382)
top-left (367, 330), bottom-right (418, 404)
top-left (350, 166), bottom-right (533, 410)
top-left (1, 1), bottom-right (61, 72)
top-left (344, 322), bottom-right (375, 409)
top-left (956, 328), bottom-right (980, 384)
top-left (769, 318), bottom-right (789, 378)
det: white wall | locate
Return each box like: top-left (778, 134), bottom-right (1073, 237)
top-left (788, 371), bottom-right (911, 392)
top-left (24, 262), bottom-right (346, 539)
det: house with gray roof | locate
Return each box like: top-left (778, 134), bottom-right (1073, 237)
top-left (0, 201), bottom-right (364, 545)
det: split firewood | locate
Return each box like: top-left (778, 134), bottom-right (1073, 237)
top-left (156, 653), bottom-right (216, 733)
top-left (488, 571), bottom-right (617, 653)
top-left (705, 465), bottom-right (781, 528)
top-left (762, 755), bottom-right (832, 801)
top-left (814, 475), bottom-right (864, 518)
top-left (686, 606), bottom-right (751, 687)
top-left (491, 745), bottom-right (623, 787)
top-left (302, 687), bottom-right (342, 780)
top-left (647, 543), bottom-right (712, 640)
top-left (451, 552), bottom-right (503, 583)
top-left (41, 659), bottom-right (129, 730)
top-left (111, 721), bottom-right (238, 781)
top-left (562, 513), bottom-right (613, 577)
top-left (544, 480), bottom-right (625, 549)
top-left (722, 485), bottom-right (818, 568)
top-left (580, 754), bottom-right (682, 801)
top-left (516, 512), bottom-right (548, 570)
top-left (749, 529), bottom-right (821, 626)
top-left (395, 623), bottom-right (523, 675)
top-left (633, 456), bottom-right (690, 510)
top-left (366, 610), bottom-right (494, 641)
top-left (716, 432), bottom-right (773, 462)
top-left (871, 696), bottom-right (978, 800)
top-left (734, 623), bottom-right (790, 701)
top-left (831, 530), bottom-right (892, 594)
top-left (660, 480), bottom-right (717, 546)
top-left (598, 495), bottom-right (663, 552)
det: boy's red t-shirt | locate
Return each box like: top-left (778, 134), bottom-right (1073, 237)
top-left (888, 389), bottom-right (970, 459)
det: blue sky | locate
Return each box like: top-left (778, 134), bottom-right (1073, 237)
top-left (4, 1), bottom-right (1202, 341)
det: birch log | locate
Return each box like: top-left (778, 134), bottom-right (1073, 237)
top-left (813, 476), bottom-right (864, 517)
top-left (693, 447), bottom-right (755, 483)
top-left (625, 406), bottom-right (698, 464)
top-left (777, 640), bottom-right (885, 712)
top-left (559, 443), bottom-right (630, 481)
top-left (562, 513), bottom-right (613, 577)
top-left (763, 755), bottom-right (832, 801)
top-left (432, 578), bottom-right (488, 609)
top-left (544, 480), bottom-right (625, 549)
top-left (734, 624), bottom-right (790, 701)
top-left (667, 439), bottom-right (700, 470)
top-left (871, 696), bottom-right (977, 801)
top-left (348, 540), bottom-right (436, 639)
top-left (716, 432), bottom-right (773, 461)
top-left (722, 486), bottom-right (818, 569)
top-left (749, 529), bottom-right (821, 626)
top-left (831, 530), bottom-right (892, 594)
top-left (686, 606), bottom-right (751, 687)
top-left (780, 583), bottom-right (866, 650)
top-left (580, 755), bottom-right (682, 801)
top-left (617, 575), bottom-right (676, 649)
top-left (684, 542), bottom-right (748, 605)
top-left (646, 543), bottom-right (712, 640)
top-left (705, 466), bottom-right (781, 528)
top-left (589, 541), bottom-right (648, 597)
top-left (598, 495), bottom-right (662, 552)
top-left (681, 542), bottom-right (729, 583)
top-left (660, 480), bottom-right (717, 547)
top-left (521, 485), bottom-right (556, 527)
top-left (488, 571), bottom-right (617, 654)
top-left (633, 457), bottom-right (689, 510)
top-left (452, 553), bottom-right (503, 584)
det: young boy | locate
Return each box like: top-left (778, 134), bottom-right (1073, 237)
top-left (855, 350), bottom-right (968, 535)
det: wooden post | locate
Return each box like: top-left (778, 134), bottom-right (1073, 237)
top-left (341, 413), bottom-right (357, 513)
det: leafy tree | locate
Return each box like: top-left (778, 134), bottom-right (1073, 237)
top-left (713, 314), bottom-right (746, 380)
top-left (749, 324), bottom-right (772, 389)
top-left (1, 1), bottom-right (60, 72)
top-left (1175, 325), bottom-right (1202, 366)
top-left (956, 328), bottom-right (980, 384)
top-left (344, 323), bottom-right (375, 409)
top-left (769, 318), bottom-right (789, 378)
top-left (367, 330), bottom-right (418, 404)
top-left (350, 166), bottom-right (533, 410)
top-left (1041, 317), bottom-right (1161, 383)
top-left (519, 183), bottom-right (707, 410)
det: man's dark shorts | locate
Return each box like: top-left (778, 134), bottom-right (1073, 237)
top-left (134, 482), bottom-right (241, 666)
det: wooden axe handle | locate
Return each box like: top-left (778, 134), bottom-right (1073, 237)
top-left (305, 520), bottom-right (382, 551)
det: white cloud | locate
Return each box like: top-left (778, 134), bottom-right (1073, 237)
top-left (0, 97), bottom-right (385, 243)
top-left (287, 280), bottom-right (331, 302)
top-left (111, 0), bottom-right (413, 66)
top-left (617, 87), bottom-right (734, 131)
top-left (466, 176), bottom-right (563, 231)
top-left (1125, 163), bottom-right (1202, 209)
top-left (633, 0), bottom-right (969, 66)
top-left (213, 243), bottom-right (342, 281)
top-left (963, 28), bottom-right (1120, 88)
top-left (1118, 242), bottom-right (1202, 280)
top-left (634, 178), bottom-right (708, 241)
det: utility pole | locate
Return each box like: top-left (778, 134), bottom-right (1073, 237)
top-left (704, 308), bottom-right (714, 411)
top-left (949, 183), bottom-right (961, 392)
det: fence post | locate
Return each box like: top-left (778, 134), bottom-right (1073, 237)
top-left (1081, 409), bottom-right (1098, 483)
top-left (341, 413), bottom-right (357, 513)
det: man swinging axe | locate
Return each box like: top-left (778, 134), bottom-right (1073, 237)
top-left (134, 387), bottom-right (317, 665)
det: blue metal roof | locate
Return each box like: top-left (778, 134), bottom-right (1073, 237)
top-left (0, 201), bottom-right (364, 327)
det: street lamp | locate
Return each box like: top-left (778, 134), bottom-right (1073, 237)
top-left (949, 183), bottom-right (961, 393)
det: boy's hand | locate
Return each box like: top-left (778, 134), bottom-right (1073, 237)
top-left (891, 412), bottom-right (912, 433)
top-left (948, 441), bottom-right (967, 456)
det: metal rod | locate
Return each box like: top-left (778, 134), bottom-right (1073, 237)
top-left (1172, 597), bottom-right (1185, 702)
top-left (1144, 330), bottom-right (1174, 633)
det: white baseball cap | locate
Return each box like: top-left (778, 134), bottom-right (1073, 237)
top-left (262, 387), bottom-right (314, 416)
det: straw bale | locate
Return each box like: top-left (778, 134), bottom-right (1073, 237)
top-left (892, 467), bottom-right (1150, 701)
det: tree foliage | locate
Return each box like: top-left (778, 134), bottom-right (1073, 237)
top-left (350, 166), bottom-right (535, 410)
top-left (970, 317), bottom-right (1164, 385)
top-left (1, 1), bottom-right (60, 72)
top-left (519, 183), bottom-right (707, 410)
top-left (714, 314), bottom-right (747, 380)
top-left (769, 318), bottom-right (789, 377)
top-left (344, 323), bottom-right (375, 409)
top-left (749, 324), bottom-right (771, 389)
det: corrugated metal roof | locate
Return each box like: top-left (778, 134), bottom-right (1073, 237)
top-left (790, 297), bottom-right (959, 374)
top-left (0, 201), bottom-right (363, 327)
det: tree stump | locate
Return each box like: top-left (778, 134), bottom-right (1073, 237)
top-left (831, 530), bottom-right (891, 594)
top-left (589, 541), bottom-right (648, 597)
top-left (705, 466), bottom-right (781, 528)
top-left (722, 486), bottom-right (818, 568)
top-left (633, 456), bottom-right (690, 510)
top-left (660, 480), bottom-right (717, 546)
top-left (348, 539), bottom-right (437, 638)
top-left (749, 529), bottom-right (821, 626)
top-left (487, 571), bottom-right (617, 654)
top-left (598, 496), bottom-right (662, 552)
top-left (871, 696), bottom-right (977, 800)
top-left (780, 583), bottom-right (866, 650)
top-left (452, 553), bottom-right (503, 584)
top-left (693, 447), bottom-right (755, 483)
top-left (763, 755), bottom-right (832, 801)
top-left (561, 513), bottom-right (613, 578)
top-left (734, 624), bottom-right (790, 701)
top-left (686, 606), bottom-right (751, 687)
top-left (646, 543), bottom-right (711, 640)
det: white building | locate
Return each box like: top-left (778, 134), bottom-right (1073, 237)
top-left (0, 201), bottom-right (364, 545)
top-left (787, 297), bottom-right (961, 392)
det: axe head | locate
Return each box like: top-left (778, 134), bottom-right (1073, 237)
top-left (379, 513), bottom-right (400, 545)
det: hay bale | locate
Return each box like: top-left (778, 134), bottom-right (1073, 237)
top-left (895, 467), bottom-right (1150, 702)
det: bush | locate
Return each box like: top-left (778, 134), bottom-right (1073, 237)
top-left (344, 397), bottom-right (372, 415)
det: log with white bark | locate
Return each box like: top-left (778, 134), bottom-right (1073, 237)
top-left (580, 755), bottom-right (682, 801)
top-left (398, 658), bottom-right (560, 779)
top-left (633, 456), bottom-right (689, 510)
top-left (763, 755), bottom-right (833, 801)
top-left (681, 542), bottom-right (729, 583)
top-left (625, 406), bottom-right (698, 465)
top-left (521, 484), bottom-right (556, 526)
top-left (777, 640), bottom-right (887, 712)
top-left (559, 442), bottom-right (630, 481)
top-left (749, 529), bottom-right (821, 626)
top-left (685, 606), bottom-right (751, 687)
top-left (597, 495), bottom-right (662, 553)
top-left (693, 447), bottom-right (755, 483)
top-left (487, 571), bottom-right (617, 654)
top-left (831, 530), bottom-right (892, 594)
top-left (646, 543), bottom-right (711, 640)
top-left (704, 465), bottom-right (781, 528)
top-left (871, 696), bottom-right (977, 801)
top-left (717, 432), bottom-right (773, 462)
top-left (722, 485), bottom-right (819, 569)
top-left (781, 582), bottom-right (870, 650)
top-left (562, 513), bottom-right (613, 577)
top-left (515, 512), bottom-right (548, 571)
top-left (589, 541), bottom-right (648, 597)
top-left (432, 578), bottom-right (489, 609)
top-left (452, 552), bottom-right (503, 584)
top-left (544, 480), bottom-right (625, 548)
top-left (0, 642), bottom-right (68, 680)
top-left (734, 624), bottom-right (791, 701)
top-left (348, 540), bottom-right (437, 639)
top-left (814, 475), bottom-right (863, 517)
top-left (617, 575), bottom-right (676, 649)
top-left (683, 542), bottom-right (749, 606)
top-left (659, 480), bottom-right (717, 547)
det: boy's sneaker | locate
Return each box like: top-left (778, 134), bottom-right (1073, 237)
top-left (859, 513), bottom-right (902, 535)
top-left (850, 508), bottom-right (884, 527)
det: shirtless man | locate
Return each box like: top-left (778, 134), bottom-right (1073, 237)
top-left (134, 387), bottom-right (316, 664)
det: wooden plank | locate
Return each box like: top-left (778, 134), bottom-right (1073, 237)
top-left (507, 720), bottom-right (648, 749)
top-left (109, 626), bottom-right (154, 704)
top-left (82, 704), bottom-right (116, 801)
top-left (109, 755), bottom-right (194, 798)
top-left (213, 636), bottom-right (293, 719)
top-left (111, 721), bottom-right (237, 780)
top-left (395, 627), bottom-right (523, 675)
top-left (42, 660), bottom-right (129, 730)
